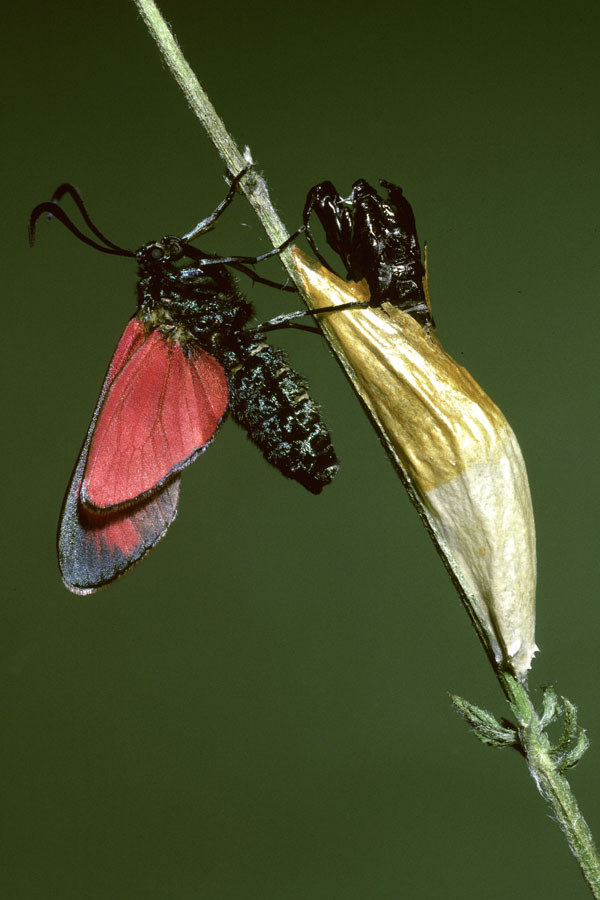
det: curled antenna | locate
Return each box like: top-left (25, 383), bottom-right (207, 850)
top-left (29, 183), bottom-right (134, 258)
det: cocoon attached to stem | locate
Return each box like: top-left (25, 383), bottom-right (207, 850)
top-left (292, 194), bottom-right (537, 679)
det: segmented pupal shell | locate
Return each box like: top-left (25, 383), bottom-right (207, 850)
top-left (293, 247), bottom-right (537, 678)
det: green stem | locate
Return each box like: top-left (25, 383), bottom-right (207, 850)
top-left (500, 673), bottom-right (600, 897)
top-left (132, 0), bottom-right (298, 280)
top-left (132, 1), bottom-right (600, 895)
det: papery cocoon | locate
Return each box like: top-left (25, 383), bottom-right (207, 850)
top-left (293, 247), bottom-right (537, 678)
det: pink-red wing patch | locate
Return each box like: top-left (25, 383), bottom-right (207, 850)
top-left (104, 317), bottom-right (148, 384)
top-left (81, 324), bottom-right (229, 510)
top-left (59, 468), bottom-right (181, 595)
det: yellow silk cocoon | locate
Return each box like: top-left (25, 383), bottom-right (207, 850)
top-left (293, 247), bottom-right (537, 677)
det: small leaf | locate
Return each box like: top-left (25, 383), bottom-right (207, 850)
top-left (539, 685), bottom-right (560, 728)
top-left (547, 695), bottom-right (590, 772)
top-left (558, 728), bottom-right (590, 772)
top-left (449, 694), bottom-right (519, 749)
top-left (561, 698), bottom-right (579, 744)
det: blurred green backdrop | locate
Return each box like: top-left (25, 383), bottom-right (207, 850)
top-left (4, 0), bottom-right (600, 897)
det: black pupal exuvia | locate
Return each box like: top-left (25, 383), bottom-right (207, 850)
top-left (303, 178), bottom-right (433, 329)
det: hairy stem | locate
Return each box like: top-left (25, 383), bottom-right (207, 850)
top-left (132, 0), bottom-right (299, 283)
top-left (500, 674), bottom-right (600, 897)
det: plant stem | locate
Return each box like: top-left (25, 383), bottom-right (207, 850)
top-left (500, 674), bottom-right (600, 897)
top-left (132, 0), bottom-right (298, 278)
top-left (132, 1), bottom-right (600, 894)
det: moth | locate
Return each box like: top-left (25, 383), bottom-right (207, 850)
top-left (30, 170), bottom-right (338, 595)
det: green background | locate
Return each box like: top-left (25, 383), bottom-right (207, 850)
top-left (4, 0), bottom-right (600, 897)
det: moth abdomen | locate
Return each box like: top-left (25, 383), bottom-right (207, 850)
top-left (227, 341), bottom-right (339, 494)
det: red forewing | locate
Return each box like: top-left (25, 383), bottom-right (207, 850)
top-left (58, 318), bottom-right (229, 594)
top-left (81, 319), bottom-right (228, 510)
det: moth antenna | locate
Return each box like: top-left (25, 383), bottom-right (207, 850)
top-left (28, 201), bottom-right (128, 255)
top-left (50, 183), bottom-right (131, 254)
